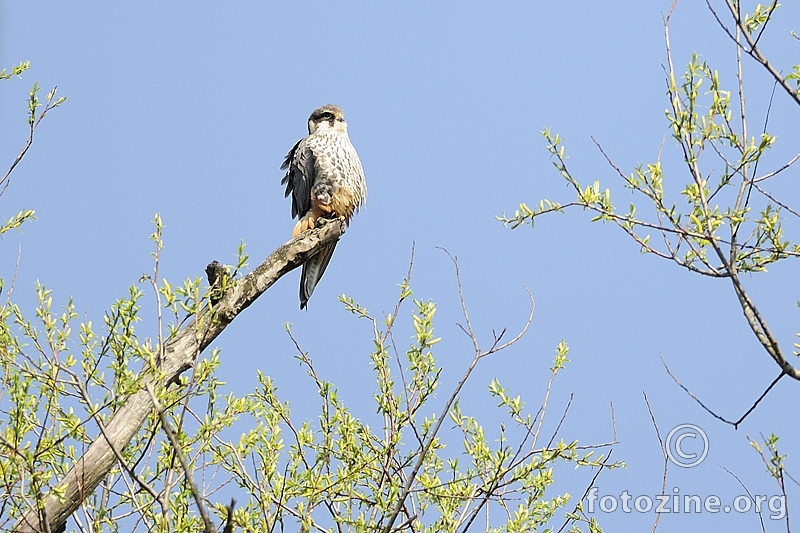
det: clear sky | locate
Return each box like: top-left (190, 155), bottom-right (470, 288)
top-left (2, 2), bottom-right (799, 530)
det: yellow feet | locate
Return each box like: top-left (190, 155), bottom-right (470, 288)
top-left (292, 214), bottom-right (318, 237)
top-left (292, 208), bottom-right (348, 238)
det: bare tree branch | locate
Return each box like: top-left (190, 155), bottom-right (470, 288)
top-left (660, 354), bottom-right (786, 427)
top-left (643, 392), bottom-right (668, 533)
top-left (718, 464), bottom-right (768, 532)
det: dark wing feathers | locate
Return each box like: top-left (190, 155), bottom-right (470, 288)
top-left (299, 242), bottom-right (337, 310)
top-left (280, 138), bottom-right (316, 220)
top-left (281, 133), bottom-right (344, 309)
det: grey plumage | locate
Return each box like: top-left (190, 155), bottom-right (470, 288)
top-left (281, 105), bottom-right (366, 309)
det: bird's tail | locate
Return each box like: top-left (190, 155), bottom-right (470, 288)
top-left (299, 242), bottom-right (337, 309)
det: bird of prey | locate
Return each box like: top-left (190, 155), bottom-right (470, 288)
top-left (281, 105), bottom-right (367, 309)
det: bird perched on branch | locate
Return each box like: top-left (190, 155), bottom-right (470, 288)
top-left (281, 105), bottom-right (367, 309)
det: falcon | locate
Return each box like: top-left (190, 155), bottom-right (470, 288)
top-left (281, 105), bottom-right (367, 309)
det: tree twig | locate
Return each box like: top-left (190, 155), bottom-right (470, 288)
top-left (0, 87), bottom-right (63, 197)
top-left (660, 354), bottom-right (785, 428)
top-left (144, 383), bottom-right (215, 533)
top-left (643, 392), bottom-right (668, 533)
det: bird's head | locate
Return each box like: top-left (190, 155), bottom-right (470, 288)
top-left (307, 105), bottom-right (348, 134)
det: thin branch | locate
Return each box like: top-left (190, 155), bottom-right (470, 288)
top-left (752, 182), bottom-right (800, 218)
top-left (751, 1), bottom-right (779, 48)
top-left (746, 434), bottom-right (792, 530)
top-left (706, 0), bottom-right (800, 107)
top-left (0, 87), bottom-right (63, 197)
top-left (441, 249), bottom-right (480, 355)
top-left (661, 354), bottom-right (786, 428)
top-left (545, 393), bottom-right (574, 450)
top-left (643, 392), bottom-right (668, 533)
top-left (753, 151), bottom-right (800, 183)
top-left (718, 465), bottom-right (768, 533)
top-left (144, 383), bottom-right (215, 533)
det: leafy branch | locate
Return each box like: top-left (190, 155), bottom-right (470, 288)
top-left (498, 5), bottom-right (800, 392)
top-left (1, 62), bottom-right (67, 200)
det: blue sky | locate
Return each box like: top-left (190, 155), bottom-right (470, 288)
top-left (2, 2), bottom-right (799, 530)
